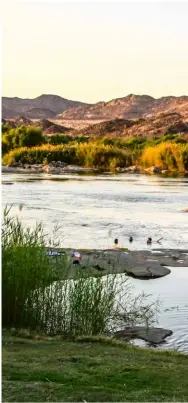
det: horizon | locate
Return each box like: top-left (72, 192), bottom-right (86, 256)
top-left (2, 1), bottom-right (188, 102)
top-left (2, 92), bottom-right (188, 104)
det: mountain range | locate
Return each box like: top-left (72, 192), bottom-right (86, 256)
top-left (2, 94), bottom-right (188, 121)
top-left (2, 94), bottom-right (89, 119)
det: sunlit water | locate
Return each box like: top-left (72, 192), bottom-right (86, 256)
top-left (122, 267), bottom-right (188, 353)
top-left (2, 172), bottom-right (188, 351)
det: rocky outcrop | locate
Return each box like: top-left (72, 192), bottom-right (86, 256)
top-left (114, 326), bottom-right (173, 344)
top-left (70, 249), bottom-right (171, 279)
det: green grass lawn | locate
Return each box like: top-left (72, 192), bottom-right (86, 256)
top-left (2, 332), bottom-right (188, 402)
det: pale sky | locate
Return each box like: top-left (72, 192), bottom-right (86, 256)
top-left (2, 0), bottom-right (188, 102)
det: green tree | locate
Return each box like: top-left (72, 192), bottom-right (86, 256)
top-left (19, 127), bottom-right (43, 147)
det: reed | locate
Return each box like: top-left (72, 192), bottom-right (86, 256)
top-left (2, 207), bottom-right (159, 336)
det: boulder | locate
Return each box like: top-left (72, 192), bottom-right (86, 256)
top-left (125, 165), bottom-right (141, 173)
top-left (114, 326), bottom-right (173, 344)
top-left (42, 165), bottom-right (60, 174)
top-left (145, 166), bottom-right (162, 174)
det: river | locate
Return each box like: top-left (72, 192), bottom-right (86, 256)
top-left (2, 172), bottom-right (188, 352)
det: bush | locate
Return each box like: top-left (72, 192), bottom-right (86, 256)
top-left (49, 134), bottom-right (72, 145)
top-left (75, 143), bottom-right (134, 168)
top-left (19, 126), bottom-right (43, 147)
top-left (140, 142), bottom-right (188, 170)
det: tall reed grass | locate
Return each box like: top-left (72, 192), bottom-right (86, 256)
top-left (2, 207), bottom-right (159, 336)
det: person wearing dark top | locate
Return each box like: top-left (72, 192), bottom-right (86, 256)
top-left (147, 237), bottom-right (152, 245)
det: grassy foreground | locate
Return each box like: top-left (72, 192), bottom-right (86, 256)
top-left (2, 332), bottom-right (188, 402)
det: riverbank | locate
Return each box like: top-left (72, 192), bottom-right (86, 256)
top-left (2, 332), bottom-right (188, 402)
top-left (2, 162), bottom-right (188, 175)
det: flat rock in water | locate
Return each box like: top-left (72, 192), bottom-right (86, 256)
top-left (114, 326), bottom-right (173, 344)
top-left (124, 263), bottom-right (171, 279)
top-left (79, 250), bottom-right (170, 279)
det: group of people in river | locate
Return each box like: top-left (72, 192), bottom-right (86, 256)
top-left (71, 236), bottom-right (163, 265)
top-left (113, 236), bottom-right (163, 248)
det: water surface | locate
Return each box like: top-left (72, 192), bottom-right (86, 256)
top-left (2, 173), bottom-right (188, 352)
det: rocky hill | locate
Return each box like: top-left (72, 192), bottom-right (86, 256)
top-left (77, 113), bottom-right (188, 139)
top-left (3, 117), bottom-right (72, 134)
top-left (3, 94), bottom-right (188, 121)
top-left (3, 112), bottom-right (188, 140)
top-left (58, 94), bottom-right (188, 120)
top-left (2, 94), bottom-right (90, 119)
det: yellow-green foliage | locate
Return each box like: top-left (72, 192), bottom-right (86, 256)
top-left (2, 143), bottom-right (134, 168)
top-left (2, 138), bottom-right (188, 171)
top-left (140, 142), bottom-right (188, 171)
top-left (75, 143), bottom-right (133, 168)
top-left (2, 144), bottom-right (77, 166)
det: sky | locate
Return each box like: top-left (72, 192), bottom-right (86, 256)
top-left (2, 0), bottom-right (188, 102)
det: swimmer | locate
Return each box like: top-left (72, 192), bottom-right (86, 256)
top-left (147, 237), bottom-right (152, 245)
top-left (114, 238), bottom-right (119, 248)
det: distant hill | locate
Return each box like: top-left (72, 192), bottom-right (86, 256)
top-left (58, 94), bottom-right (188, 120)
top-left (2, 94), bottom-right (90, 119)
top-left (2, 93), bottom-right (188, 124)
top-left (75, 113), bottom-right (188, 139)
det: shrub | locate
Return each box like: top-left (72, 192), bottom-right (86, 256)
top-left (140, 142), bottom-right (188, 171)
top-left (19, 126), bottom-right (43, 147)
top-left (49, 134), bottom-right (72, 145)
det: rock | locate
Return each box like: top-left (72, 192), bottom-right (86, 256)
top-left (128, 165), bottom-right (141, 173)
top-left (124, 262), bottom-right (170, 279)
top-left (145, 166), bottom-right (162, 174)
top-left (114, 326), bottom-right (173, 344)
top-left (11, 162), bottom-right (22, 167)
top-left (77, 250), bottom-right (171, 279)
top-left (116, 166), bottom-right (141, 173)
top-left (42, 165), bottom-right (60, 174)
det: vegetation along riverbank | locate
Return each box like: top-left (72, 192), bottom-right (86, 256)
top-left (2, 121), bottom-right (188, 173)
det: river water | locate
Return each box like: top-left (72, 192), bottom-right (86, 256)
top-left (2, 172), bottom-right (188, 352)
